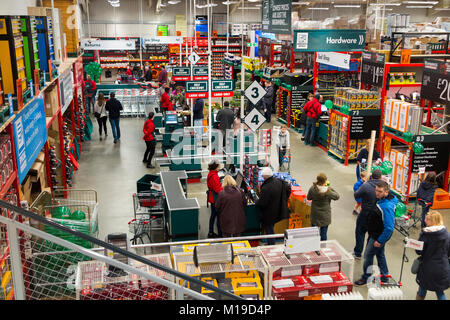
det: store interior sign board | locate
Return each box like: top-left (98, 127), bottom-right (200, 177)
top-left (421, 59), bottom-right (450, 107)
top-left (293, 30), bottom-right (366, 52)
top-left (142, 36), bottom-right (183, 45)
top-left (60, 69), bottom-right (74, 114)
top-left (316, 52), bottom-right (350, 70)
top-left (261, 0), bottom-right (292, 35)
top-left (81, 39), bottom-right (136, 51)
top-left (13, 96), bottom-right (48, 184)
top-left (361, 51), bottom-right (386, 88)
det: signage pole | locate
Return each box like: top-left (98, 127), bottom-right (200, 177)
top-left (190, 0), bottom-right (194, 127)
top-left (226, 2), bottom-right (229, 54)
top-left (208, 0), bottom-right (213, 157)
top-left (240, 1), bottom-right (245, 173)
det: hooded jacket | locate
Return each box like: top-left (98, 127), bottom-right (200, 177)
top-left (367, 193), bottom-right (398, 244)
top-left (256, 177), bottom-right (291, 225)
top-left (416, 181), bottom-right (437, 205)
top-left (354, 178), bottom-right (383, 214)
top-left (215, 186), bottom-right (247, 235)
top-left (415, 226), bottom-right (450, 292)
top-left (307, 184), bottom-right (340, 227)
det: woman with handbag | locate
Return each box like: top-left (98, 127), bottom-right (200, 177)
top-left (142, 112), bottom-right (156, 168)
top-left (415, 211), bottom-right (450, 300)
top-left (94, 93), bottom-right (108, 140)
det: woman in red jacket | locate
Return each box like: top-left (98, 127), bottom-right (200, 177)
top-left (143, 112), bottom-right (156, 168)
top-left (160, 86), bottom-right (173, 113)
top-left (207, 159), bottom-right (223, 238)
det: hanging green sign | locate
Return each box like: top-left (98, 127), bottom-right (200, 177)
top-left (293, 29), bottom-right (366, 52)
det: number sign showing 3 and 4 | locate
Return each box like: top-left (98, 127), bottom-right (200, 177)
top-left (244, 107), bottom-right (266, 132)
top-left (245, 80), bottom-right (266, 105)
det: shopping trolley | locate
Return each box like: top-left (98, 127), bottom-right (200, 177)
top-left (132, 192), bottom-right (165, 243)
top-left (279, 150), bottom-right (291, 173)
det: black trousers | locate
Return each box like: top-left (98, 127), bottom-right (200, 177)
top-left (96, 116), bottom-right (107, 135)
top-left (143, 140), bottom-right (156, 163)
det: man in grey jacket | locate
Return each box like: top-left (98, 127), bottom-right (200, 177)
top-left (352, 169), bottom-right (383, 259)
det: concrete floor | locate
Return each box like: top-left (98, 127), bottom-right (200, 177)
top-left (73, 116), bottom-right (450, 300)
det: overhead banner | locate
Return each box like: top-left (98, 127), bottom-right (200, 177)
top-left (81, 39), bottom-right (136, 51)
top-left (193, 66), bottom-right (209, 81)
top-left (361, 51), bottom-right (386, 88)
top-left (261, 0), bottom-right (271, 33)
top-left (261, 0), bottom-right (291, 34)
top-left (293, 29), bottom-right (366, 52)
top-left (13, 96), bottom-right (48, 184)
top-left (316, 52), bottom-right (350, 70)
top-left (421, 59), bottom-right (450, 107)
top-left (172, 67), bottom-right (191, 81)
top-left (185, 80), bottom-right (234, 98)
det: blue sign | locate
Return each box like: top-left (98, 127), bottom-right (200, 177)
top-left (13, 96), bottom-right (48, 184)
top-left (30, 81), bottom-right (34, 98)
top-left (8, 94), bottom-right (13, 116)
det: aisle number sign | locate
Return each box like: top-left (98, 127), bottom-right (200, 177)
top-left (13, 96), bottom-right (47, 184)
top-left (293, 29), bottom-right (366, 52)
top-left (245, 80), bottom-right (266, 105)
top-left (185, 80), bottom-right (234, 98)
top-left (188, 52), bottom-right (201, 65)
top-left (244, 107), bottom-right (266, 132)
top-left (421, 59), bottom-right (450, 107)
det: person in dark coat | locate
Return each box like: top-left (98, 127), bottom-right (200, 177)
top-left (307, 173), bottom-right (340, 241)
top-left (216, 101), bottom-right (235, 146)
top-left (215, 175), bottom-right (247, 237)
top-left (105, 92), bottom-right (123, 143)
top-left (256, 167), bottom-right (291, 245)
top-left (416, 173), bottom-right (438, 228)
top-left (263, 81), bottom-right (274, 122)
top-left (352, 169), bottom-right (383, 259)
top-left (415, 211), bottom-right (450, 300)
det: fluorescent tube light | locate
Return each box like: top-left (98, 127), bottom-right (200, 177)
top-left (370, 3), bottom-right (401, 6)
top-left (308, 7), bottom-right (329, 10)
top-left (168, 0), bottom-right (181, 4)
top-left (334, 4), bottom-right (361, 7)
top-left (403, 1), bottom-right (438, 4)
top-left (405, 5), bottom-right (434, 7)
top-left (434, 7), bottom-right (450, 10)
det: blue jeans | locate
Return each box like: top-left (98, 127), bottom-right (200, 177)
top-left (312, 224), bottom-right (328, 241)
top-left (417, 285), bottom-right (447, 300)
top-left (194, 119), bottom-right (203, 144)
top-left (362, 237), bottom-right (389, 282)
top-left (264, 224), bottom-right (275, 245)
top-left (86, 95), bottom-right (95, 114)
top-left (278, 147), bottom-right (287, 168)
top-left (109, 117), bottom-right (121, 141)
top-left (421, 204), bottom-right (430, 228)
top-left (208, 203), bottom-right (221, 236)
top-left (304, 117), bottom-right (317, 145)
top-left (354, 211), bottom-right (368, 257)
top-left (356, 164), bottom-right (361, 180)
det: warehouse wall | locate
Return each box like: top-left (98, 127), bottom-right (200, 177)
top-left (81, 0), bottom-right (262, 38)
top-left (3, 0), bottom-right (38, 15)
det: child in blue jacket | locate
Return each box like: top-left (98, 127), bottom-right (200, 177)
top-left (353, 171), bottom-right (367, 215)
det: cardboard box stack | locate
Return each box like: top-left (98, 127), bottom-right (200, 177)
top-left (384, 99), bottom-right (424, 135)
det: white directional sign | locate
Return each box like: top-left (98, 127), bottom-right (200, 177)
top-left (244, 107), bottom-right (266, 132)
top-left (316, 52), bottom-right (351, 70)
top-left (188, 52), bottom-right (201, 65)
top-left (245, 80), bottom-right (266, 105)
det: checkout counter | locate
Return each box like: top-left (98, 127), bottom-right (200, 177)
top-left (160, 171), bottom-right (200, 241)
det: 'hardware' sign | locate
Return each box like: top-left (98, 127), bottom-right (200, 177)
top-left (293, 30), bottom-right (366, 52)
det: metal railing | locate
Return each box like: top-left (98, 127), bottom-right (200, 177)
top-left (0, 200), bottom-right (242, 301)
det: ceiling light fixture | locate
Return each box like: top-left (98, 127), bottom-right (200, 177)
top-left (168, 0), bottom-right (181, 4)
top-left (222, 1), bottom-right (238, 4)
top-left (434, 7), bottom-right (450, 10)
top-left (308, 7), bottom-right (329, 10)
top-left (403, 1), bottom-right (438, 4)
top-left (405, 5), bottom-right (434, 7)
top-left (370, 3), bottom-right (401, 6)
top-left (334, 4), bottom-right (361, 8)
